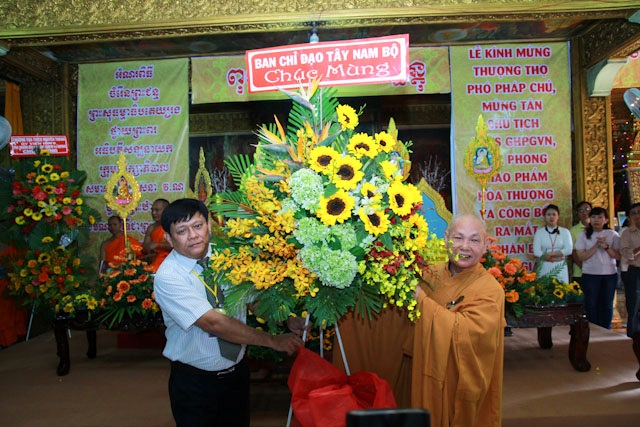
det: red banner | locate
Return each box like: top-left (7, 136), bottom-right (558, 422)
top-left (10, 135), bottom-right (70, 157)
top-left (246, 35), bottom-right (409, 93)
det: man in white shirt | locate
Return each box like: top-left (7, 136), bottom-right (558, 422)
top-left (153, 198), bottom-right (304, 426)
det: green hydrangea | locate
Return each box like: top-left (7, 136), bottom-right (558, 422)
top-left (299, 245), bottom-right (358, 289)
top-left (288, 168), bottom-right (323, 211)
top-left (295, 217), bottom-right (330, 246)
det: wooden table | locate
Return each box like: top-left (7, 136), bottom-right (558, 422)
top-left (506, 303), bottom-right (590, 372)
top-left (53, 312), bottom-right (164, 376)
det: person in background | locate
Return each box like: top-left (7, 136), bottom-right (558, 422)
top-left (143, 198), bottom-right (171, 272)
top-left (618, 203), bottom-right (640, 379)
top-left (532, 204), bottom-right (573, 283)
top-left (412, 214), bottom-right (505, 427)
top-left (98, 215), bottom-right (142, 273)
top-left (570, 201), bottom-right (592, 285)
top-left (153, 198), bottom-right (305, 427)
top-left (575, 206), bottom-right (620, 329)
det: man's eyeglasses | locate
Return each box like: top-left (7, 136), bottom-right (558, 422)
top-left (577, 207), bottom-right (591, 213)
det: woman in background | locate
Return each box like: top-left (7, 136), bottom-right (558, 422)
top-left (575, 207), bottom-right (620, 329)
top-left (532, 204), bottom-right (573, 283)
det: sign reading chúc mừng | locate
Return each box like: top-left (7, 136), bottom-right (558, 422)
top-left (246, 34), bottom-right (409, 93)
top-left (10, 135), bottom-right (70, 157)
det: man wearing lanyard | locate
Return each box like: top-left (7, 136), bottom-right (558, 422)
top-left (153, 198), bottom-right (305, 426)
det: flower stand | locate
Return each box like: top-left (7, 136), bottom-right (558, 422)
top-left (53, 311), bottom-right (164, 376)
top-left (506, 303), bottom-right (591, 372)
top-left (53, 312), bottom-right (98, 376)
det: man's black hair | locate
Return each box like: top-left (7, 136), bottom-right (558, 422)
top-left (161, 198), bottom-right (209, 235)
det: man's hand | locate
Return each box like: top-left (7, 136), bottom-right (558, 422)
top-left (286, 316), bottom-right (310, 337)
top-left (271, 333), bottom-right (304, 355)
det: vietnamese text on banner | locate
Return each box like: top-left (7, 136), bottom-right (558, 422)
top-left (450, 42), bottom-right (571, 272)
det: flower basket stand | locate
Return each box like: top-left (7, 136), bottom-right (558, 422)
top-left (53, 311), bottom-right (164, 376)
top-left (53, 312), bottom-right (99, 376)
top-left (506, 303), bottom-right (590, 372)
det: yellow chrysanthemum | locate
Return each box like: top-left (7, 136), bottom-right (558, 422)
top-left (336, 104), bottom-right (358, 131)
top-left (76, 198), bottom-right (84, 205)
top-left (309, 146), bottom-right (340, 174)
top-left (375, 131), bottom-right (396, 153)
top-left (347, 133), bottom-right (379, 159)
top-left (60, 171), bottom-right (69, 179)
top-left (358, 207), bottom-right (390, 236)
top-left (63, 197), bottom-right (71, 204)
top-left (330, 156), bottom-right (364, 190)
top-left (387, 181), bottom-right (421, 217)
top-left (317, 189), bottom-right (355, 226)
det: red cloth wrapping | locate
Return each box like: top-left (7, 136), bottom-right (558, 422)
top-left (288, 347), bottom-right (397, 427)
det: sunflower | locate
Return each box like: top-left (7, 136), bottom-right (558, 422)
top-left (41, 164), bottom-right (53, 173)
top-left (35, 175), bottom-right (48, 184)
top-left (308, 146), bottom-right (340, 174)
top-left (403, 214), bottom-right (429, 249)
top-left (330, 155), bottom-right (364, 190)
top-left (336, 104), bottom-right (358, 131)
top-left (553, 288), bottom-right (564, 299)
top-left (375, 131), bottom-right (396, 153)
top-left (347, 132), bottom-right (379, 159)
top-left (387, 181), bottom-right (421, 216)
top-left (358, 207), bottom-right (390, 235)
top-left (380, 160), bottom-right (399, 181)
top-left (317, 189), bottom-right (355, 226)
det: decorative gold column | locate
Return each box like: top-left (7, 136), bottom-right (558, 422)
top-left (581, 96), bottom-right (614, 211)
top-left (627, 119), bottom-right (640, 204)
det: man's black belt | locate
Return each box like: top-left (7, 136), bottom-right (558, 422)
top-left (170, 359), bottom-right (244, 377)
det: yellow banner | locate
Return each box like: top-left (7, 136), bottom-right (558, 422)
top-left (191, 47), bottom-right (451, 103)
top-left (77, 59), bottom-right (189, 257)
top-left (451, 43), bottom-right (571, 271)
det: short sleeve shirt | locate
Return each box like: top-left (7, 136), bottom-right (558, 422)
top-left (153, 249), bottom-right (246, 371)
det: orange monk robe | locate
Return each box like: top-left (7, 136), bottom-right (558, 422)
top-left (149, 225), bottom-right (171, 271)
top-left (412, 263), bottom-right (505, 427)
top-left (334, 307), bottom-right (414, 407)
top-left (104, 235), bottom-right (143, 266)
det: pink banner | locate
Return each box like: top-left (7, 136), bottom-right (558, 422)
top-left (246, 35), bottom-right (409, 92)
